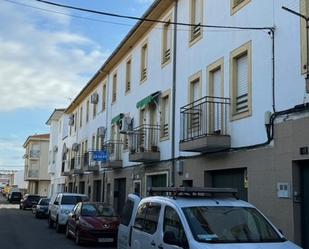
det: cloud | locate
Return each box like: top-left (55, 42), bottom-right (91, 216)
top-left (0, 137), bottom-right (24, 168)
top-left (0, 1), bottom-right (110, 112)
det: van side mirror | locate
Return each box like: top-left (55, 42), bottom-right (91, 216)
top-left (163, 231), bottom-right (182, 247)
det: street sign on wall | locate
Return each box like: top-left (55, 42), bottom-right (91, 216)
top-left (92, 151), bottom-right (108, 162)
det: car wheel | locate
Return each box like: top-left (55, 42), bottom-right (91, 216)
top-left (65, 224), bottom-right (71, 239)
top-left (75, 229), bottom-right (82, 245)
top-left (55, 219), bottom-right (62, 233)
top-left (48, 215), bottom-right (54, 228)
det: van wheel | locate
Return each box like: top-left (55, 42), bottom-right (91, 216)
top-left (48, 215), bottom-right (54, 228)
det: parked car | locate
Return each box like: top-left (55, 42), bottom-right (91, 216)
top-left (8, 191), bottom-right (22, 203)
top-left (32, 198), bottom-right (50, 218)
top-left (118, 187), bottom-right (301, 249)
top-left (20, 194), bottom-right (41, 210)
top-left (65, 202), bottom-right (120, 245)
top-left (48, 193), bottom-right (88, 233)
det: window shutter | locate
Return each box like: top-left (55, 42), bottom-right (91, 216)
top-left (213, 69), bottom-right (222, 98)
top-left (236, 54), bottom-right (248, 113)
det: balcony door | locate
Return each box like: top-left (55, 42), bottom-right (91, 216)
top-left (189, 75), bottom-right (202, 137)
top-left (209, 65), bottom-right (224, 134)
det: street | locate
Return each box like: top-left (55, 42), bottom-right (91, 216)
top-left (0, 196), bottom-right (116, 249)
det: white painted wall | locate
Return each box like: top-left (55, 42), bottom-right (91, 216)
top-left (65, 0), bottom-right (308, 165)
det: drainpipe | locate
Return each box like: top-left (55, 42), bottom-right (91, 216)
top-left (171, 0), bottom-right (178, 187)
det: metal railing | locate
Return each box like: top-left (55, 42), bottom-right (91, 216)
top-left (29, 150), bottom-right (40, 159)
top-left (180, 96), bottom-right (230, 142)
top-left (103, 140), bottom-right (123, 162)
top-left (130, 124), bottom-right (160, 154)
top-left (27, 169), bottom-right (39, 178)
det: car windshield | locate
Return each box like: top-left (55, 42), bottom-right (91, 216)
top-left (11, 193), bottom-right (21, 197)
top-left (61, 196), bottom-right (87, 205)
top-left (182, 206), bottom-right (285, 243)
top-left (81, 204), bottom-right (116, 217)
top-left (39, 199), bottom-right (50, 205)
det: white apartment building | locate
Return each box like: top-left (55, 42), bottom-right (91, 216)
top-left (46, 109), bottom-right (69, 197)
top-left (49, 0), bottom-right (309, 246)
top-left (23, 134), bottom-right (50, 196)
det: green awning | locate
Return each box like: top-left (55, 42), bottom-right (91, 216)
top-left (111, 113), bottom-right (124, 124)
top-left (136, 91), bottom-right (160, 109)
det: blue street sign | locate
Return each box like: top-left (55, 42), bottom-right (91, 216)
top-left (92, 151), bottom-right (108, 162)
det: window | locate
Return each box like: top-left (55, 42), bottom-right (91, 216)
top-left (122, 133), bottom-right (129, 150)
top-left (231, 41), bottom-right (252, 119)
top-left (86, 100), bottom-right (89, 122)
top-left (231, 0), bottom-right (251, 14)
top-left (126, 59), bottom-right (132, 93)
top-left (74, 112), bottom-right (77, 132)
top-left (134, 203), bottom-right (161, 234)
top-left (163, 207), bottom-right (188, 246)
top-left (162, 17), bottom-right (172, 64)
top-left (79, 107), bottom-right (83, 128)
top-left (190, 0), bottom-right (203, 43)
top-left (141, 42), bottom-right (148, 82)
top-left (160, 93), bottom-right (170, 139)
top-left (102, 82), bottom-right (107, 111)
top-left (92, 135), bottom-right (96, 150)
top-left (93, 99), bottom-right (97, 119)
top-left (112, 73), bottom-right (117, 103)
top-left (188, 72), bottom-right (202, 131)
top-left (121, 199), bottom-right (134, 226)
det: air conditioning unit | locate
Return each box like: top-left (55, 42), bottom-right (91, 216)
top-left (120, 116), bottom-right (133, 134)
top-left (53, 146), bottom-right (58, 152)
top-left (91, 92), bottom-right (99, 104)
top-left (68, 114), bottom-right (74, 126)
top-left (98, 126), bottom-right (106, 137)
top-left (72, 143), bottom-right (80, 152)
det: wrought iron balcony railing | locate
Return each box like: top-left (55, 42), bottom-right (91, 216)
top-left (130, 124), bottom-right (160, 154)
top-left (180, 96), bottom-right (230, 142)
top-left (103, 140), bottom-right (123, 162)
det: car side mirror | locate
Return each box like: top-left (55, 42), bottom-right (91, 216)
top-left (71, 214), bottom-right (76, 219)
top-left (54, 201), bottom-right (59, 205)
top-left (163, 231), bottom-right (182, 247)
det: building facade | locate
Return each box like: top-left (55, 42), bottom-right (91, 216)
top-left (47, 0), bottom-right (309, 246)
top-left (46, 109), bottom-right (69, 197)
top-left (23, 134), bottom-right (50, 196)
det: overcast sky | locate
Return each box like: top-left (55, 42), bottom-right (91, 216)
top-left (0, 0), bottom-right (154, 170)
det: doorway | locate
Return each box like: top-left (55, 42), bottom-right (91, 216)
top-left (114, 178), bottom-right (126, 215)
top-left (93, 180), bottom-right (102, 202)
top-left (300, 161), bottom-right (309, 248)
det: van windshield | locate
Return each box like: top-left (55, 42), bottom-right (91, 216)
top-left (182, 206), bottom-right (286, 243)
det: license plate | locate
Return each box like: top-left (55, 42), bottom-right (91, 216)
top-left (98, 238), bottom-right (114, 243)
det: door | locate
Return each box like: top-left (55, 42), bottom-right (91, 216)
top-left (114, 178), bottom-right (126, 215)
top-left (117, 194), bottom-right (141, 249)
top-left (301, 161), bottom-right (309, 248)
top-left (93, 180), bottom-right (102, 202)
top-left (161, 206), bottom-right (189, 249)
top-left (210, 168), bottom-right (248, 201)
top-left (189, 78), bottom-right (201, 137)
top-left (209, 67), bottom-right (223, 133)
top-left (132, 202), bottom-right (161, 249)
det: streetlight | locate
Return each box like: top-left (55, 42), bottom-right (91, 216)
top-left (282, 6), bottom-right (309, 93)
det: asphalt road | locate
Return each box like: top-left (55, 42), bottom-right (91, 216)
top-left (0, 195), bottom-right (116, 249)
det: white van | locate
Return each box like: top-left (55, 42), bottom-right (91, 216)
top-left (118, 187), bottom-right (301, 249)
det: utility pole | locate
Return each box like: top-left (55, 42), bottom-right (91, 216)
top-left (282, 6), bottom-right (309, 93)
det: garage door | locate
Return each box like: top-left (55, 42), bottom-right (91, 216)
top-left (211, 168), bottom-right (248, 201)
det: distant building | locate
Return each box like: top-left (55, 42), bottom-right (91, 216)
top-left (46, 109), bottom-right (68, 197)
top-left (13, 170), bottom-right (28, 191)
top-left (23, 134), bottom-right (50, 196)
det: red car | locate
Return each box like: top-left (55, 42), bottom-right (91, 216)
top-left (65, 202), bottom-right (120, 245)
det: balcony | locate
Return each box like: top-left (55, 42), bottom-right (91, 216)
top-left (84, 152), bottom-right (99, 172)
top-left (27, 169), bottom-right (39, 179)
top-left (29, 150), bottom-right (40, 159)
top-left (61, 161), bottom-right (70, 176)
top-left (70, 157), bottom-right (83, 175)
top-left (102, 140), bottom-right (123, 168)
top-left (179, 96), bottom-right (231, 152)
top-left (129, 124), bottom-right (160, 162)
